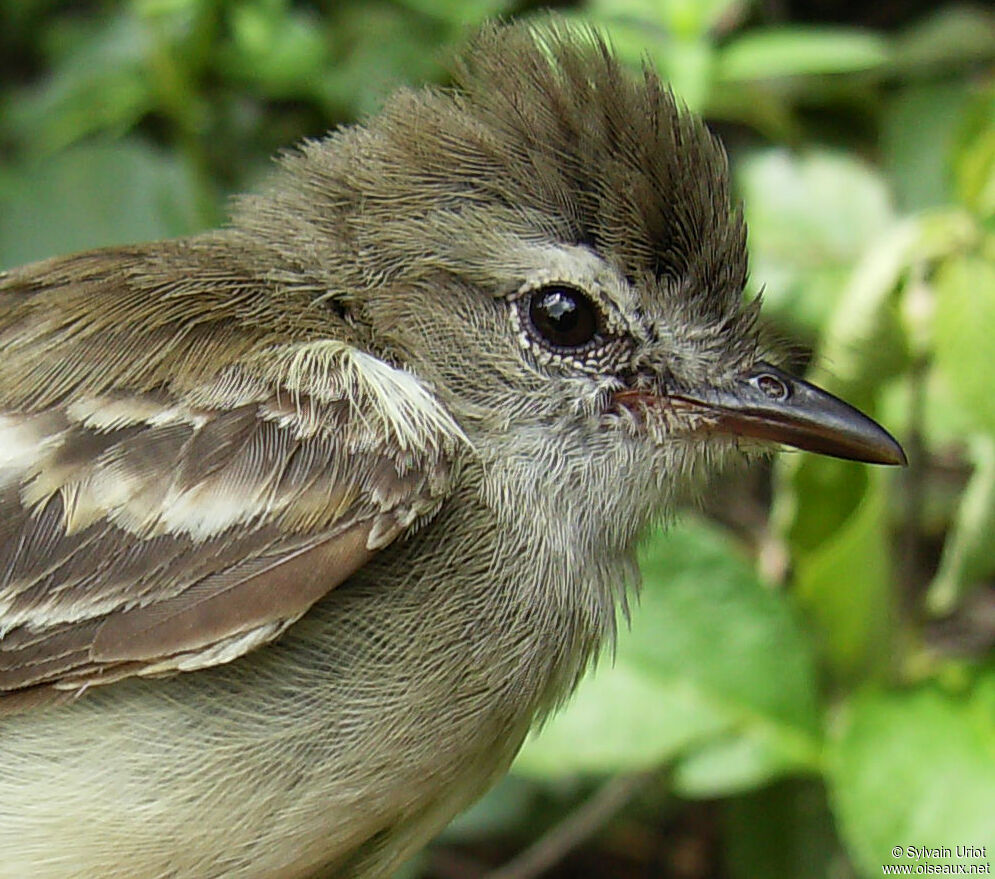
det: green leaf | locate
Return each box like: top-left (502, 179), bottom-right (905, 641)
top-left (395, 0), bottom-right (514, 26)
top-left (1, 12), bottom-right (155, 153)
top-left (956, 128), bottom-right (995, 222)
top-left (927, 434), bottom-right (995, 616)
top-left (224, 2), bottom-right (330, 96)
top-left (514, 521), bottom-right (820, 792)
top-left (803, 213), bottom-right (936, 397)
top-left (513, 645), bottom-right (730, 776)
top-left (317, 6), bottom-right (447, 117)
top-left (879, 366), bottom-right (976, 455)
top-left (590, 0), bottom-right (743, 40)
top-left (881, 82), bottom-right (970, 212)
top-left (772, 450), bottom-right (872, 560)
top-left (632, 524), bottom-right (820, 736)
top-left (673, 730), bottom-right (817, 798)
top-left (737, 149), bottom-right (895, 334)
top-left (0, 140), bottom-right (208, 269)
top-left (933, 253), bottom-right (995, 436)
top-left (953, 87), bottom-right (995, 221)
top-left (791, 469), bottom-right (895, 680)
top-left (777, 210), bottom-right (974, 541)
top-left (717, 27), bottom-right (889, 82)
top-left (829, 675), bottom-right (995, 877)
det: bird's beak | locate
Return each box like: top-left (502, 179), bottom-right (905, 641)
top-left (621, 361), bottom-right (907, 465)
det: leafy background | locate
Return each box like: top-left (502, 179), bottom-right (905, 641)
top-left (1, 1), bottom-right (993, 877)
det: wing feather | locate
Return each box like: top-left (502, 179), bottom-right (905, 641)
top-left (0, 246), bottom-right (463, 712)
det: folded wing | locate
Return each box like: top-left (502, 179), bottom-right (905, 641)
top-left (0, 247), bottom-right (462, 710)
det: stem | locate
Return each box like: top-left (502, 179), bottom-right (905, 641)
top-left (481, 773), bottom-right (654, 879)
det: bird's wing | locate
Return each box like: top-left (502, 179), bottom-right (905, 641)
top-left (0, 246), bottom-right (463, 712)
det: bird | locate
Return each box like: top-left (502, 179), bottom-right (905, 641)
top-left (0, 20), bottom-right (905, 879)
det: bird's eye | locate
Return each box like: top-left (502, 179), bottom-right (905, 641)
top-left (527, 285), bottom-right (599, 349)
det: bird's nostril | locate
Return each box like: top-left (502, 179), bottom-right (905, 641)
top-left (755, 373), bottom-right (789, 401)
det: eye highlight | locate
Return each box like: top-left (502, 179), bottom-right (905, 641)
top-left (527, 285), bottom-right (599, 350)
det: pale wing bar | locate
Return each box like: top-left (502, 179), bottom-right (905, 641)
top-left (0, 342), bottom-right (460, 710)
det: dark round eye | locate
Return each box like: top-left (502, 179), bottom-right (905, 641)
top-left (527, 285), bottom-right (599, 349)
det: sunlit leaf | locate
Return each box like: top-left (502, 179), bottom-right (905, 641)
top-left (717, 27), bottom-right (888, 82)
top-left (737, 149), bottom-right (895, 334)
top-left (673, 729), bottom-right (820, 797)
top-left (590, 0), bottom-right (744, 39)
top-left (829, 675), bottom-right (995, 877)
top-left (953, 87), bottom-right (995, 221)
top-left (772, 210), bottom-right (974, 555)
top-left (933, 252), bottom-right (995, 436)
top-left (224, 2), bottom-right (330, 95)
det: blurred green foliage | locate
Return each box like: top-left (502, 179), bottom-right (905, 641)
top-left (1, 1), bottom-right (993, 877)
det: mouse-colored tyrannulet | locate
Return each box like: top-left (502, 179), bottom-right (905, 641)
top-left (0, 21), bottom-right (904, 879)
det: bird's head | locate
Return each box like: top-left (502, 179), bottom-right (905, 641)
top-left (235, 21), bottom-right (904, 548)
